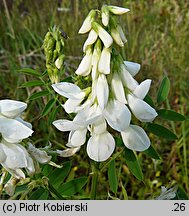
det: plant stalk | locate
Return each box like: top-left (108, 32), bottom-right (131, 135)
top-left (90, 162), bottom-right (99, 200)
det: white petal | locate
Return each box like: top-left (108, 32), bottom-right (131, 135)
top-left (0, 99), bottom-right (27, 118)
top-left (124, 61), bottom-right (141, 77)
top-left (74, 104), bottom-right (102, 126)
top-left (78, 10), bottom-right (96, 34)
top-left (121, 64), bottom-right (138, 90)
top-left (133, 79), bottom-right (152, 99)
top-left (121, 125), bottom-right (150, 151)
top-left (111, 28), bottom-right (124, 47)
top-left (87, 131), bottom-right (115, 162)
top-left (53, 119), bottom-right (82, 131)
top-left (0, 142), bottom-right (29, 169)
top-left (4, 178), bottom-right (16, 196)
top-left (93, 22), bottom-right (113, 48)
top-left (75, 48), bottom-right (92, 76)
top-left (55, 55), bottom-right (64, 69)
top-left (63, 98), bottom-right (83, 114)
top-left (28, 143), bottom-right (51, 164)
top-left (128, 94), bottom-right (158, 122)
top-left (52, 82), bottom-right (85, 99)
top-left (56, 147), bottom-right (80, 157)
top-left (101, 5), bottom-right (109, 26)
top-left (108, 6), bottom-right (130, 15)
top-left (117, 25), bottom-right (127, 43)
top-left (91, 39), bottom-right (102, 80)
top-left (0, 116), bottom-right (33, 143)
top-left (15, 117), bottom-right (32, 129)
top-left (83, 29), bottom-right (98, 52)
top-left (98, 47), bottom-right (111, 74)
top-left (111, 72), bottom-right (127, 104)
top-left (91, 118), bottom-right (107, 134)
top-left (103, 100), bottom-right (131, 132)
top-left (96, 74), bottom-right (109, 109)
top-left (0, 144), bottom-right (6, 163)
top-left (68, 129), bottom-right (87, 147)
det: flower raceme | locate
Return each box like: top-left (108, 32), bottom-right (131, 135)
top-left (52, 5), bottom-right (158, 162)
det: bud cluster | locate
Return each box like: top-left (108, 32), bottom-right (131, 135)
top-left (52, 5), bottom-right (158, 162)
top-left (43, 26), bottom-right (65, 83)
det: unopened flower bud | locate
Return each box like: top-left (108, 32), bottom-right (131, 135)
top-left (108, 5), bottom-right (130, 15)
top-left (79, 10), bottom-right (96, 34)
top-left (55, 55), bottom-right (65, 69)
top-left (101, 5), bottom-right (109, 26)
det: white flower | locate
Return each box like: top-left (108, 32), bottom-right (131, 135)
top-left (55, 55), bottom-right (64, 69)
top-left (103, 99), bottom-right (131, 132)
top-left (4, 177), bottom-right (17, 196)
top-left (98, 47), bottom-right (111, 75)
top-left (67, 129), bottom-right (88, 147)
top-left (124, 61), bottom-right (141, 77)
top-left (52, 82), bottom-right (85, 100)
top-left (56, 147), bottom-right (80, 157)
top-left (127, 94), bottom-right (158, 122)
top-left (117, 25), bottom-right (127, 43)
top-left (121, 64), bottom-right (138, 91)
top-left (91, 40), bottom-right (102, 80)
top-left (0, 139), bottom-right (35, 179)
top-left (87, 131), bottom-right (115, 162)
top-left (0, 99), bottom-right (27, 118)
top-left (78, 10), bottom-right (96, 34)
top-left (101, 5), bottom-right (109, 26)
top-left (96, 74), bottom-right (109, 109)
top-left (121, 125), bottom-right (150, 151)
top-left (83, 29), bottom-right (98, 52)
top-left (90, 118), bottom-right (107, 135)
top-left (155, 186), bottom-right (177, 200)
top-left (108, 6), bottom-right (130, 15)
top-left (28, 143), bottom-right (52, 164)
top-left (133, 79), bottom-right (152, 99)
top-left (92, 22), bottom-right (113, 48)
top-left (0, 116), bottom-right (33, 143)
top-left (0, 100), bottom-right (33, 143)
top-left (111, 72), bottom-right (127, 104)
top-left (111, 28), bottom-right (124, 47)
top-left (75, 47), bottom-right (93, 76)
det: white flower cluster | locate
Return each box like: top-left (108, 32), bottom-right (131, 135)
top-left (52, 5), bottom-right (158, 162)
top-left (0, 100), bottom-right (51, 181)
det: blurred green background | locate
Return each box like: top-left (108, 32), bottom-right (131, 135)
top-left (0, 0), bottom-right (188, 199)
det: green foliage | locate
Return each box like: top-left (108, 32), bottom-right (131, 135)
top-left (157, 76), bottom-right (170, 103)
top-left (124, 148), bottom-right (144, 181)
top-left (108, 160), bottom-right (118, 194)
top-left (147, 123), bottom-right (178, 140)
top-left (157, 109), bottom-right (186, 121)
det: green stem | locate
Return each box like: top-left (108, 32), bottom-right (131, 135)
top-left (90, 162), bottom-right (99, 200)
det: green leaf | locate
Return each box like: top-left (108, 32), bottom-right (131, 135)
top-left (124, 148), bottom-right (143, 180)
top-left (48, 161), bottom-right (72, 189)
top-left (48, 105), bottom-right (61, 125)
top-left (115, 136), bottom-right (124, 147)
top-left (157, 76), bottom-right (170, 103)
top-left (20, 80), bottom-right (44, 88)
top-left (147, 123), bottom-right (177, 140)
top-left (59, 177), bottom-right (88, 196)
top-left (29, 90), bottom-right (49, 100)
top-left (108, 160), bottom-right (118, 194)
top-left (174, 186), bottom-right (189, 200)
top-left (41, 98), bottom-right (56, 117)
top-left (29, 188), bottom-right (49, 200)
top-left (17, 68), bottom-right (41, 77)
top-left (144, 94), bottom-right (155, 108)
top-left (144, 145), bottom-right (161, 160)
top-left (157, 109), bottom-right (185, 121)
